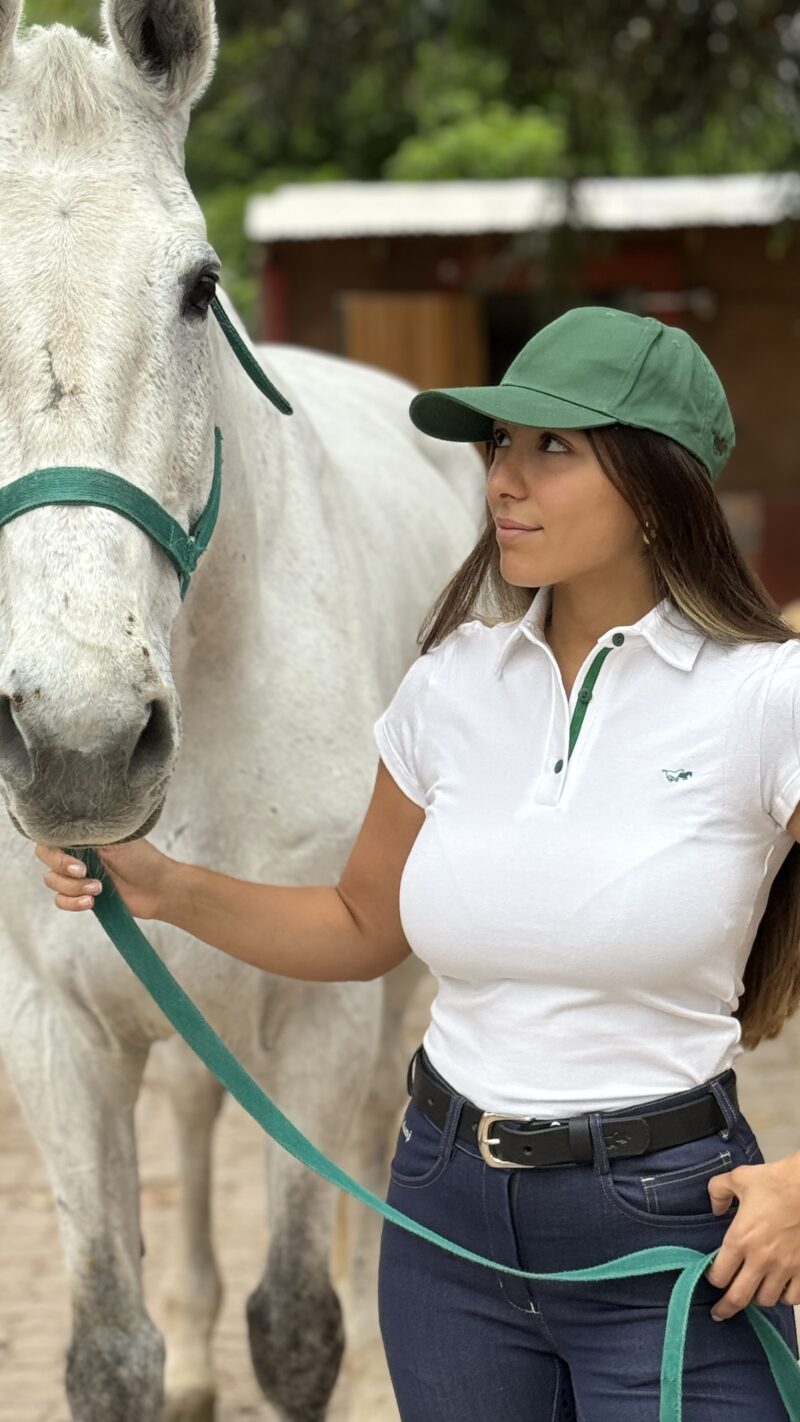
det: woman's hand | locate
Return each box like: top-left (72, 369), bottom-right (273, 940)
top-left (35, 840), bottom-right (174, 921)
top-left (704, 1153), bottom-right (800, 1318)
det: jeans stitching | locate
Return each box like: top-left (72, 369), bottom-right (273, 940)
top-left (644, 1177), bottom-right (660, 1213)
top-left (641, 1150), bottom-right (732, 1215)
top-left (507, 1173), bottom-right (564, 1350)
top-left (600, 1159), bottom-right (738, 1227)
top-left (640, 1149), bottom-right (732, 1187)
top-left (481, 1166), bottom-right (567, 1346)
top-left (550, 1357), bottom-right (568, 1422)
top-left (389, 1100), bottom-right (453, 1190)
top-left (481, 1157), bottom-right (531, 1314)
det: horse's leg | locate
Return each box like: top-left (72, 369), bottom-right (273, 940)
top-left (246, 978), bottom-right (381, 1422)
top-left (156, 1035), bottom-right (225, 1422)
top-left (1, 1008), bottom-right (162, 1420)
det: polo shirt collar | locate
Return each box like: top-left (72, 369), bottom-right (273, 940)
top-left (492, 584), bottom-right (706, 679)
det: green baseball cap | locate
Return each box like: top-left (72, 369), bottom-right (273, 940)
top-left (408, 305), bottom-right (735, 481)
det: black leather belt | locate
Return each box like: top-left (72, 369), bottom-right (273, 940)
top-left (407, 1047), bottom-right (737, 1169)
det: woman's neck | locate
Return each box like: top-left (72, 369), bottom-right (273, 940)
top-left (543, 576), bottom-right (661, 658)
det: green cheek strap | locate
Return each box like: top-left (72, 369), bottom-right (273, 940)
top-left (0, 298), bottom-right (293, 599)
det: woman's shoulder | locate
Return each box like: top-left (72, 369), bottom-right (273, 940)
top-left (715, 633), bottom-right (800, 675)
top-left (423, 615), bottom-right (520, 655)
top-left (708, 634), bottom-right (800, 712)
top-left (419, 616), bottom-right (518, 678)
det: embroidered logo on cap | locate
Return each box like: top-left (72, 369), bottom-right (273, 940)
top-left (713, 432), bottom-right (729, 454)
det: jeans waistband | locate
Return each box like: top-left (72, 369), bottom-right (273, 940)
top-left (409, 1045), bottom-right (740, 1169)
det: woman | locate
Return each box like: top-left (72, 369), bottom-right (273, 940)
top-left (36, 305), bottom-right (800, 1420)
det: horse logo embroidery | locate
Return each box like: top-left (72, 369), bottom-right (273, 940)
top-left (662, 769), bottom-right (693, 782)
top-left (401, 1118), bottom-right (413, 1143)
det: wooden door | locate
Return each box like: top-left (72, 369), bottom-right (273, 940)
top-left (338, 291), bottom-right (487, 389)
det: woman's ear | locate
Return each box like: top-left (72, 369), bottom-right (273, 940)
top-left (102, 0), bottom-right (217, 111)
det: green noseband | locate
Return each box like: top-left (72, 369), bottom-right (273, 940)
top-left (3, 296), bottom-right (293, 599)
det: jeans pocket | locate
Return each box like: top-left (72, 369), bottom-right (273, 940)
top-left (389, 1099), bottom-right (452, 1190)
top-left (602, 1127), bottom-right (748, 1226)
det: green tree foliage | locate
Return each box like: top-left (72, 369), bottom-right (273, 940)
top-left (26, 0), bottom-right (98, 35)
top-left (15, 1), bottom-right (800, 325)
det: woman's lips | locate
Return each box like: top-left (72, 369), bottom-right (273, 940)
top-left (496, 525), bottom-right (543, 542)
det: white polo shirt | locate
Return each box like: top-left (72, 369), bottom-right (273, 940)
top-left (373, 584), bottom-right (800, 1115)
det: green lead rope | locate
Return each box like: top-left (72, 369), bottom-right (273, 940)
top-left (72, 847), bottom-right (800, 1422)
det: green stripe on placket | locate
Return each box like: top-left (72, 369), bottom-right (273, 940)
top-left (568, 646), bottom-right (614, 758)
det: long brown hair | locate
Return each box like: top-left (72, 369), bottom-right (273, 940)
top-left (418, 424), bottom-right (800, 1050)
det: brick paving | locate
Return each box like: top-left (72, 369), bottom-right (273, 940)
top-left (2, 987), bottom-right (800, 1420)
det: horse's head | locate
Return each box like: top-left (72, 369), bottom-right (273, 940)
top-left (0, 0), bottom-right (220, 845)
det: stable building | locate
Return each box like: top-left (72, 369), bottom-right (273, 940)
top-left (245, 173), bottom-right (800, 603)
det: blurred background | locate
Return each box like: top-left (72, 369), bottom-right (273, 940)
top-left (26, 0), bottom-right (800, 604)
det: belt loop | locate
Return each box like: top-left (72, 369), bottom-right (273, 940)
top-left (708, 1074), bottom-right (738, 1140)
top-left (406, 1045), bottom-right (422, 1097)
top-left (588, 1110), bottom-right (611, 1176)
top-left (441, 1087), bottom-right (466, 1157)
top-left (568, 1113), bottom-right (595, 1167)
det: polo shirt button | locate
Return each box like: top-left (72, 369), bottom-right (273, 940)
top-left (612, 632), bottom-right (625, 646)
top-left (554, 759), bottom-right (564, 773)
top-left (578, 688), bottom-right (591, 703)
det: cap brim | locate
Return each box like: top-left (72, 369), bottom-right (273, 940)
top-left (408, 384), bottom-right (617, 443)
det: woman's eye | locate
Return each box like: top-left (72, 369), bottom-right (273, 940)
top-left (541, 432), bottom-right (569, 453)
top-left (183, 273), bottom-right (218, 319)
top-left (492, 428), bottom-right (510, 448)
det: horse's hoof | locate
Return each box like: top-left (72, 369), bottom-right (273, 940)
top-left (247, 1279), bottom-right (343, 1421)
top-left (164, 1389), bottom-right (216, 1422)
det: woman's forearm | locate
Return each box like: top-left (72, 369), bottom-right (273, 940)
top-left (157, 859), bottom-right (373, 981)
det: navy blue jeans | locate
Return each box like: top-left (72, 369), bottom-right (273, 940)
top-left (378, 1054), bottom-right (799, 1420)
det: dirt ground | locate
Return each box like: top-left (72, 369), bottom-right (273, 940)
top-left (2, 983), bottom-right (800, 1421)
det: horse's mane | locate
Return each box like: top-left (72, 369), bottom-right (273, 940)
top-left (17, 24), bottom-right (117, 141)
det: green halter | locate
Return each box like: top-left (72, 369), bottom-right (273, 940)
top-left (2, 297), bottom-right (292, 598)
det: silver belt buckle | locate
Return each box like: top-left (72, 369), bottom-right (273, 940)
top-left (477, 1111), bottom-right (563, 1168)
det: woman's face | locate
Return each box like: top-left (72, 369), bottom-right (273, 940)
top-left (486, 421), bottom-right (645, 588)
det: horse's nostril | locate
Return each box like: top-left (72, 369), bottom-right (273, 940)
top-left (129, 699), bottom-right (175, 784)
top-left (0, 694), bottom-right (33, 784)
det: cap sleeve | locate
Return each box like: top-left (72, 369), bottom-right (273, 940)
top-left (761, 640), bottom-right (800, 831)
top-left (373, 651), bottom-right (436, 808)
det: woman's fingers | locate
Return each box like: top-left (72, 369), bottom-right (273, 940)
top-left (41, 860), bottom-right (103, 911)
top-left (35, 844), bottom-right (87, 877)
top-left (54, 892), bottom-right (96, 912)
top-left (43, 868), bottom-right (102, 896)
top-left (755, 1270), bottom-right (797, 1308)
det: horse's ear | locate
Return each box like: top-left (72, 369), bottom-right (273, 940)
top-left (101, 0), bottom-right (217, 110)
top-left (0, 0), bottom-right (23, 74)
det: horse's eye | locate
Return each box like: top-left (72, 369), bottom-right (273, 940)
top-left (183, 273), bottom-right (217, 318)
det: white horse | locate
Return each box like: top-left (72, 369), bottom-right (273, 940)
top-left (0, 2), bottom-right (485, 1418)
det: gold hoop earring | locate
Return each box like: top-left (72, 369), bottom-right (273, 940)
top-left (643, 520), bottom-right (653, 547)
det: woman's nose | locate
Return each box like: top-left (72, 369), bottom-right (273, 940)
top-left (487, 457), bottom-right (530, 496)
